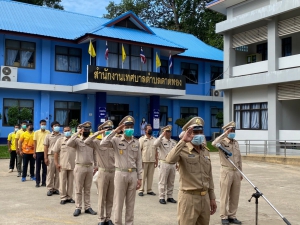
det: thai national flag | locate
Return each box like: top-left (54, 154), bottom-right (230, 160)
top-left (169, 54), bottom-right (173, 68)
top-left (140, 47), bottom-right (146, 64)
top-left (105, 41), bottom-right (109, 60)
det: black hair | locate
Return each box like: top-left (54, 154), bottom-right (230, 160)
top-left (15, 124), bottom-right (20, 127)
top-left (144, 124), bottom-right (152, 131)
top-left (40, 119), bottom-right (46, 124)
top-left (21, 120), bottom-right (27, 124)
top-left (27, 123), bottom-right (33, 127)
top-left (51, 121), bottom-right (60, 127)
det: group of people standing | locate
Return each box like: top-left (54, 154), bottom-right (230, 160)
top-left (7, 115), bottom-right (243, 225)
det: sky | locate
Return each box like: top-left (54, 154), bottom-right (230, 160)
top-left (61, 0), bottom-right (122, 17)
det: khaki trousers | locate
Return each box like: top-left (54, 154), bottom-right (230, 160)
top-left (114, 171), bottom-right (137, 225)
top-left (46, 155), bottom-right (59, 191)
top-left (139, 162), bottom-right (155, 193)
top-left (17, 154), bottom-right (22, 173)
top-left (74, 165), bottom-right (93, 210)
top-left (59, 169), bottom-right (74, 200)
top-left (98, 171), bottom-right (115, 222)
top-left (158, 162), bottom-right (176, 199)
top-left (220, 168), bottom-right (241, 219)
top-left (178, 190), bottom-right (210, 225)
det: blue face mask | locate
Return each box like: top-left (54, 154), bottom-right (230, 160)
top-left (41, 125), bottom-right (46, 130)
top-left (64, 131), bottom-right (71, 137)
top-left (228, 133), bottom-right (236, 139)
top-left (105, 130), bottom-right (112, 136)
top-left (53, 126), bottom-right (60, 132)
top-left (191, 134), bottom-right (205, 146)
top-left (124, 128), bottom-right (134, 137)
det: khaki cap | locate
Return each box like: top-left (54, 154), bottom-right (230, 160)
top-left (98, 120), bottom-right (113, 130)
top-left (79, 121), bottom-right (92, 129)
top-left (182, 117), bottom-right (204, 131)
top-left (222, 121), bottom-right (236, 130)
top-left (119, 115), bottom-right (135, 126)
top-left (161, 125), bottom-right (172, 132)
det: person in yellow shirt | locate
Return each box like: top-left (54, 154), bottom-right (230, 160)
top-left (34, 119), bottom-right (50, 187)
top-left (15, 120), bottom-right (28, 177)
top-left (7, 124), bottom-right (20, 173)
top-left (19, 123), bottom-right (35, 182)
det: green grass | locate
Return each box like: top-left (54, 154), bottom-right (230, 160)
top-left (207, 141), bottom-right (218, 152)
top-left (0, 146), bottom-right (10, 159)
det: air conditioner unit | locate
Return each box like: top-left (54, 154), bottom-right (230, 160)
top-left (210, 89), bottom-right (221, 97)
top-left (212, 132), bottom-right (221, 140)
top-left (1, 66), bottom-right (18, 82)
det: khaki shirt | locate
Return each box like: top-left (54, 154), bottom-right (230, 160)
top-left (44, 132), bottom-right (64, 155)
top-left (101, 131), bottom-right (143, 179)
top-left (212, 132), bottom-right (242, 171)
top-left (165, 140), bottom-right (216, 200)
top-left (139, 135), bottom-right (157, 162)
top-left (66, 134), bottom-right (97, 165)
top-left (84, 133), bottom-right (115, 170)
top-left (53, 137), bottom-right (76, 170)
top-left (153, 135), bottom-right (177, 161)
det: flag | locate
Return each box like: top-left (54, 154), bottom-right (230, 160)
top-left (140, 47), bottom-right (146, 64)
top-left (156, 52), bottom-right (161, 68)
top-left (122, 44), bottom-right (126, 63)
top-left (88, 40), bottom-right (96, 57)
top-left (169, 54), bottom-right (172, 68)
top-left (105, 41), bottom-right (109, 60)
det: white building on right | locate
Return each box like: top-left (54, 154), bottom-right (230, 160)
top-left (207, 0), bottom-right (300, 147)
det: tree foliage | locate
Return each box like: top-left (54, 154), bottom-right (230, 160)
top-left (13, 0), bottom-right (64, 9)
top-left (7, 106), bottom-right (19, 126)
top-left (104, 0), bottom-right (225, 49)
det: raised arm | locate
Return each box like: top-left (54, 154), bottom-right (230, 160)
top-left (66, 131), bottom-right (80, 148)
top-left (212, 128), bottom-right (231, 146)
top-left (84, 130), bottom-right (106, 146)
top-left (153, 131), bottom-right (164, 148)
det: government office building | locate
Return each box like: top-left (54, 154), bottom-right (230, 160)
top-left (0, 0), bottom-right (223, 142)
top-left (208, 0), bottom-right (300, 151)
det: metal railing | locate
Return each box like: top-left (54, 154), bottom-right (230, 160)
top-left (237, 140), bottom-right (300, 157)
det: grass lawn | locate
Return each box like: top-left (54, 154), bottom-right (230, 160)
top-left (0, 146), bottom-right (10, 159)
top-left (207, 141), bottom-right (218, 152)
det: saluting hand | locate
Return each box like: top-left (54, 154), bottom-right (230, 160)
top-left (182, 127), bottom-right (193, 143)
top-left (115, 124), bottom-right (125, 134)
top-left (210, 199), bottom-right (217, 215)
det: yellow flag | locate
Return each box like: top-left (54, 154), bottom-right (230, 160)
top-left (88, 40), bottom-right (96, 57)
top-left (122, 44), bottom-right (126, 62)
top-left (156, 52), bottom-right (161, 68)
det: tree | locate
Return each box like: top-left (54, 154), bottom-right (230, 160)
top-left (19, 108), bottom-right (33, 123)
top-left (7, 106), bottom-right (19, 126)
top-left (13, 0), bottom-right (64, 9)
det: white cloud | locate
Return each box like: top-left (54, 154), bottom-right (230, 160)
top-left (61, 0), bottom-right (121, 17)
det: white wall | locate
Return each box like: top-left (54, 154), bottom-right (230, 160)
top-left (232, 85), bottom-right (268, 104)
top-left (232, 0), bottom-right (270, 17)
top-left (281, 99), bottom-right (300, 130)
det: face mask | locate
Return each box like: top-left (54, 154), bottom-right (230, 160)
top-left (147, 129), bottom-right (153, 135)
top-left (53, 126), bottom-right (60, 132)
top-left (191, 134), bottom-right (205, 146)
top-left (83, 131), bottom-right (90, 137)
top-left (41, 125), bottom-right (46, 130)
top-left (14, 128), bottom-right (19, 132)
top-left (29, 127), bottom-right (34, 132)
top-left (22, 125), bottom-right (27, 129)
top-left (142, 119), bottom-right (145, 122)
top-left (64, 131), bottom-right (71, 137)
top-left (105, 130), bottom-right (112, 136)
top-left (228, 133), bottom-right (236, 139)
top-left (124, 128), bottom-right (134, 137)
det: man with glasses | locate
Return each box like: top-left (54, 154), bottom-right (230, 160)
top-left (212, 121), bottom-right (243, 225)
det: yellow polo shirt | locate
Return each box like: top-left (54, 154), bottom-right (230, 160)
top-left (7, 132), bottom-right (17, 151)
top-left (15, 129), bottom-right (25, 149)
top-left (34, 129), bottom-right (50, 153)
top-left (20, 131), bottom-right (35, 154)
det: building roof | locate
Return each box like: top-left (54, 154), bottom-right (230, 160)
top-left (206, 0), bottom-right (248, 15)
top-left (0, 0), bottom-right (223, 61)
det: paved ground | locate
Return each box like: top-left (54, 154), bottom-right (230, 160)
top-left (0, 153), bottom-right (299, 225)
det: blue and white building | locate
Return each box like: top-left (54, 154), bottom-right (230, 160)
top-left (0, 0), bottom-right (223, 142)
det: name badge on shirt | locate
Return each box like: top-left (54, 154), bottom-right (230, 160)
top-left (132, 144), bottom-right (137, 148)
top-left (188, 154), bottom-right (195, 158)
top-left (119, 143), bottom-right (125, 146)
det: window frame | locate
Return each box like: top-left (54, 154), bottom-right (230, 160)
top-left (180, 107), bottom-right (198, 119)
top-left (55, 45), bottom-right (82, 73)
top-left (5, 39), bottom-right (36, 69)
top-left (211, 66), bottom-right (223, 86)
top-left (160, 59), bottom-right (169, 75)
top-left (181, 62), bottom-right (199, 84)
top-left (211, 108), bottom-right (222, 128)
top-left (54, 101), bottom-right (81, 127)
top-left (256, 42), bottom-right (268, 61)
top-left (282, 37), bottom-right (292, 57)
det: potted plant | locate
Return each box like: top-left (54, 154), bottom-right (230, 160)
top-left (69, 119), bottom-right (79, 134)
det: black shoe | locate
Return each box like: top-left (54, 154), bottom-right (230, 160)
top-left (47, 190), bottom-right (53, 196)
top-left (138, 192), bottom-right (144, 197)
top-left (228, 218), bottom-right (242, 224)
top-left (222, 219), bottom-right (230, 225)
top-left (159, 199), bottom-right (166, 204)
top-left (73, 209), bottom-right (81, 217)
top-left (53, 190), bottom-right (60, 195)
top-left (67, 199), bottom-right (75, 203)
top-left (60, 200), bottom-right (67, 205)
top-left (147, 192), bottom-right (156, 196)
top-left (98, 222), bottom-right (107, 225)
top-left (167, 198), bottom-right (177, 203)
top-left (107, 220), bottom-right (114, 225)
top-left (41, 183), bottom-right (46, 187)
top-left (35, 184), bottom-right (40, 188)
top-left (84, 208), bottom-right (97, 215)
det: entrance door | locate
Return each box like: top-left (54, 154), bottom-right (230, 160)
top-left (107, 103), bottom-right (129, 127)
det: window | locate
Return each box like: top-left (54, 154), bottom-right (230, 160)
top-left (236, 46), bottom-right (248, 52)
top-left (54, 101), bottom-right (81, 126)
top-left (211, 108), bottom-right (222, 128)
top-left (282, 37), bottom-right (292, 57)
top-left (181, 62), bottom-right (198, 84)
top-left (211, 66), bottom-right (223, 86)
top-left (5, 39), bottom-right (36, 68)
top-left (234, 103), bottom-right (268, 130)
top-left (180, 107), bottom-right (198, 119)
top-left (55, 46), bottom-right (82, 73)
top-left (3, 99), bottom-right (34, 126)
top-left (257, 43), bottom-right (268, 61)
top-left (160, 60), bottom-right (169, 75)
top-left (160, 106), bottom-right (168, 127)
top-left (107, 42), bottom-right (152, 72)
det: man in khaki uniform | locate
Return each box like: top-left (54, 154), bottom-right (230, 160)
top-left (153, 125), bottom-right (177, 204)
top-left (166, 117), bottom-right (217, 225)
top-left (138, 124), bottom-right (157, 196)
top-left (67, 121), bottom-right (97, 217)
top-left (53, 126), bottom-right (76, 205)
top-left (44, 121), bottom-right (63, 196)
top-left (212, 121), bottom-right (242, 225)
top-left (100, 116), bottom-right (142, 225)
top-left (84, 120), bottom-right (115, 225)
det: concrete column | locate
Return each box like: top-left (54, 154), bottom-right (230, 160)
top-left (223, 31), bottom-right (236, 79)
top-left (41, 40), bottom-right (51, 84)
top-left (268, 18), bottom-right (280, 72)
top-left (94, 92), bottom-right (107, 129)
top-left (223, 90), bottom-right (232, 125)
top-left (40, 91), bottom-right (50, 130)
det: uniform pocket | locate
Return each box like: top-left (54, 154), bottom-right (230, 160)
top-left (186, 158), bottom-right (200, 173)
